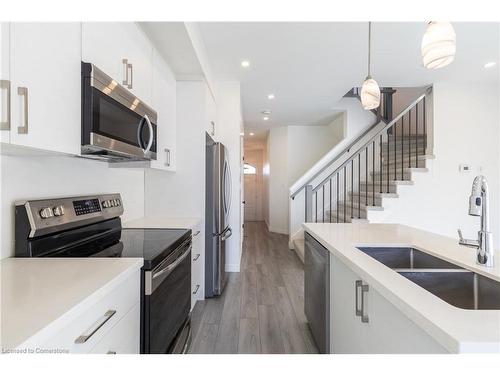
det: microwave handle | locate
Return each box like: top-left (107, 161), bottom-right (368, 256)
top-left (143, 114), bottom-right (154, 153)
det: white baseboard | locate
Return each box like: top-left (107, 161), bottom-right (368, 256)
top-left (268, 226), bottom-right (289, 235)
top-left (225, 263), bottom-right (240, 272)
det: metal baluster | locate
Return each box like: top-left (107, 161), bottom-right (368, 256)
top-left (337, 173), bottom-right (339, 223)
top-left (401, 114), bottom-right (404, 180)
top-left (379, 134), bottom-right (383, 193)
top-left (423, 97), bottom-right (427, 153)
top-left (351, 160), bottom-right (354, 219)
top-left (343, 166), bottom-right (346, 223)
top-left (358, 153), bottom-right (361, 218)
top-left (408, 108), bottom-right (412, 168)
top-left (394, 121), bottom-right (397, 180)
top-left (315, 192), bottom-right (318, 223)
top-left (415, 102), bottom-right (419, 168)
top-left (329, 178), bottom-right (332, 223)
top-left (365, 147), bottom-right (368, 207)
top-left (322, 185), bottom-right (325, 223)
top-left (372, 141), bottom-right (375, 205)
top-left (386, 131), bottom-right (390, 193)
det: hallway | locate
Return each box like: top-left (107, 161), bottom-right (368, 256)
top-left (189, 221), bottom-right (318, 354)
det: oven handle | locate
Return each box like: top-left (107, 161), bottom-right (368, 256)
top-left (152, 243), bottom-right (192, 281)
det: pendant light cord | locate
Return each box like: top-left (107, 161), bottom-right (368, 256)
top-left (367, 21), bottom-right (371, 77)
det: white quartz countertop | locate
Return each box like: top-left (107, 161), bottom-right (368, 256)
top-left (123, 216), bottom-right (201, 230)
top-left (1, 257), bottom-right (143, 350)
top-left (303, 223), bottom-right (500, 353)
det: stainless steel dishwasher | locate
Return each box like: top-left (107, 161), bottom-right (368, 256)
top-left (304, 232), bottom-right (330, 354)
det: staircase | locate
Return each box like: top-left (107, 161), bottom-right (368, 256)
top-left (290, 88), bottom-right (432, 261)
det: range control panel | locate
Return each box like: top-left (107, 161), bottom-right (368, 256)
top-left (17, 193), bottom-right (124, 238)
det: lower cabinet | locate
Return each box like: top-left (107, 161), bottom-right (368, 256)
top-left (329, 253), bottom-right (448, 353)
top-left (27, 269), bottom-right (141, 354)
top-left (191, 223), bottom-right (204, 309)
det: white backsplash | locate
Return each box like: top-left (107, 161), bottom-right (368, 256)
top-left (0, 154), bottom-right (145, 259)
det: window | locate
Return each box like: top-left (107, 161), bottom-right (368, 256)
top-left (243, 163), bottom-right (257, 175)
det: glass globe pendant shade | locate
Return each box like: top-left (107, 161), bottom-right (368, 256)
top-left (421, 21), bottom-right (456, 69)
top-left (360, 76), bottom-right (380, 110)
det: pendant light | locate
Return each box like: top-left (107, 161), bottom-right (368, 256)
top-left (360, 22), bottom-right (380, 110)
top-left (421, 22), bottom-right (456, 69)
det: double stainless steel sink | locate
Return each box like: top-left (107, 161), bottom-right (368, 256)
top-left (357, 247), bottom-right (500, 310)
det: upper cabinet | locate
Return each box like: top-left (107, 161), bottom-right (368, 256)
top-left (205, 84), bottom-right (217, 139)
top-left (81, 23), bottom-right (153, 105)
top-left (150, 49), bottom-right (176, 172)
top-left (0, 23), bottom-right (10, 144)
top-left (6, 23), bottom-right (81, 155)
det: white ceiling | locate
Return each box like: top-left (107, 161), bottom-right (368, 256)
top-left (197, 22), bottom-right (499, 134)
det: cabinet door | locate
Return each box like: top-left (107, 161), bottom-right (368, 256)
top-left (330, 254), bottom-right (447, 354)
top-left (330, 254), bottom-right (369, 353)
top-left (150, 49), bottom-right (176, 171)
top-left (0, 23), bottom-right (10, 143)
top-left (82, 22), bottom-right (152, 104)
top-left (205, 84), bottom-right (216, 138)
top-left (191, 224), bottom-right (204, 309)
top-left (9, 23), bottom-right (81, 155)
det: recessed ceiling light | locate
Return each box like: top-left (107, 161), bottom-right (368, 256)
top-left (249, 132), bottom-right (255, 136)
top-left (261, 110), bottom-right (272, 115)
top-left (484, 61), bottom-right (496, 68)
top-left (268, 94), bottom-right (275, 100)
top-left (241, 60), bottom-right (250, 68)
top-left (263, 116), bottom-right (269, 121)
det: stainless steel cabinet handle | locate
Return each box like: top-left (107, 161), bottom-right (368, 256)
top-left (221, 228), bottom-right (232, 241)
top-left (122, 59), bottom-right (129, 86)
top-left (0, 80), bottom-right (11, 130)
top-left (164, 148), bottom-right (170, 167)
top-left (193, 253), bottom-right (200, 261)
top-left (17, 87), bottom-right (28, 134)
top-left (192, 284), bottom-right (200, 294)
top-left (127, 63), bottom-right (133, 89)
top-left (75, 310), bottom-right (116, 344)
top-left (355, 280), bottom-right (369, 323)
top-left (192, 230), bottom-right (200, 237)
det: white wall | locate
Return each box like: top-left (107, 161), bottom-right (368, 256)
top-left (215, 81), bottom-right (243, 272)
top-left (267, 122), bottom-right (343, 234)
top-left (372, 82), bottom-right (500, 248)
top-left (0, 154), bottom-right (145, 259)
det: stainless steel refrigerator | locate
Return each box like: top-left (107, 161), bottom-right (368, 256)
top-left (205, 133), bottom-right (232, 297)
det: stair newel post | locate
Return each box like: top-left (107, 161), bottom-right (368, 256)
top-left (365, 147), bottom-right (368, 207)
top-left (336, 173), bottom-right (339, 223)
top-left (423, 96), bottom-right (427, 153)
top-left (329, 178), bottom-right (332, 223)
top-left (401, 113), bottom-right (405, 180)
top-left (315, 191), bottom-right (318, 222)
top-left (322, 185), bottom-right (325, 223)
top-left (305, 185), bottom-right (313, 223)
top-left (351, 160), bottom-right (354, 220)
top-left (408, 108), bottom-right (412, 168)
top-left (386, 131), bottom-right (390, 193)
top-left (343, 166), bottom-right (347, 222)
top-left (379, 134), bottom-right (383, 194)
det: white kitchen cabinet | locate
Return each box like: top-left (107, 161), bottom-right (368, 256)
top-left (7, 23), bottom-right (81, 155)
top-left (191, 222), bottom-right (204, 309)
top-left (0, 23), bottom-right (10, 144)
top-left (150, 48), bottom-right (176, 172)
top-left (205, 84), bottom-right (217, 139)
top-left (330, 253), bottom-right (447, 353)
top-left (82, 22), bottom-right (153, 105)
top-left (33, 268), bottom-right (140, 354)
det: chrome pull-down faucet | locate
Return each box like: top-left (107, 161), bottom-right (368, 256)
top-left (457, 175), bottom-right (494, 267)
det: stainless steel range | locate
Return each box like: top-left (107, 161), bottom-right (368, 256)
top-left (15, 193), bottom-right (192, 354)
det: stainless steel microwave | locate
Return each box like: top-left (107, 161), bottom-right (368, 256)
top-left (81, 62), bottom-right (157, 161)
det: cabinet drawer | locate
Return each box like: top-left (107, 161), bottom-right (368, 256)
top-left (90, 303), bottom-right (140, 354)
top-left (39, 270), bottom-right (140, 353)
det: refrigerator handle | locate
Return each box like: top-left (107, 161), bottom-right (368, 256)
top-left (221, 227), bottom-right (232, 241)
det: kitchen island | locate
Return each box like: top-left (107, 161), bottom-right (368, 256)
top-left (303, 223), bottom-right (500, 353)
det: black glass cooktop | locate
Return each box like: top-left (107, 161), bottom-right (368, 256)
top-left (93, 228), bottom-right (192, 270)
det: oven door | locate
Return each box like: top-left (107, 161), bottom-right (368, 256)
top-left (81, 62), bottom-right (157, 160)
top-left (143, 239), bottom-right (192, 354)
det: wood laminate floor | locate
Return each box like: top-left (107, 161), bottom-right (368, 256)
top-left (189, 221), bottom-right (318, 354)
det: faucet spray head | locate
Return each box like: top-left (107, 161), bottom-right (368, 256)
top-left (468, 175), bottom-right (485, 216)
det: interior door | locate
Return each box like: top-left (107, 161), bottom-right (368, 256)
top-left (244, 172), bottom-right (257, 221)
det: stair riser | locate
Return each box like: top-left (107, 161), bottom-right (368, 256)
top-left (370, 172), bottom-right (412, 181)
top-left (327, 207), bottom-right (368, 219)
top-left (381, 147), bottom-right (426, 156)
top-left (348, 195), bottom-right (383, 206)
top-left (382, 159), bottom-right (428, 169)
top-left (360, 184), bottom-right (398, 193)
